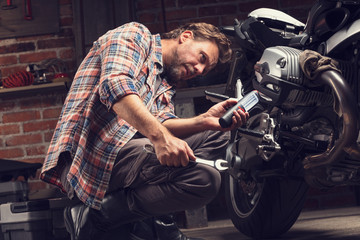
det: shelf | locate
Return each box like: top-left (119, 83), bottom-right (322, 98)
top-left (0, 81), bottom-right (71, 98)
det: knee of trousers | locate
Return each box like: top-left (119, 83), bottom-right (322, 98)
top-left (181, 164), bottom-right (222, 204)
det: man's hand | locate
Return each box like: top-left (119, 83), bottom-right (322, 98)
top-left (152, 133), bottom-right (196, 167)
top-left (162, 98), bottom-right (249, 138)
top-left (202, 98), bottom-right (249, 131)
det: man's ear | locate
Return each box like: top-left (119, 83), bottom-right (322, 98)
top-left (179, 30), bottom-right (194, 43)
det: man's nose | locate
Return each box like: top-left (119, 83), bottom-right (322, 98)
top-left (194, 64), bottom-right (205, 75)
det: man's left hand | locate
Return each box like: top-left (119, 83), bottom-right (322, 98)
top-left (202, 98), bottom-right (249, 131)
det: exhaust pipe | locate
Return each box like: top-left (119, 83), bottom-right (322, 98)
top-left (303, 70), bottom-right (360, 169)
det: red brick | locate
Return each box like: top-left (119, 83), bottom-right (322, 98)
top-left (0, 148), bottom-right (24, 159)
top-left (0, 55), bottom-right (17, 66)
top-left (6, 134), bottom-right (42, 146)
top-left (0, 42), bottom-right (35, 54)
top-left (2, 110), bottom-right (41, 123)
top-left (0, 101), bottom-right (16, 111)
top-left (44, 131), bottom-right (55, 142)
top-left (37, 38), bottom-right (74, 49)
top-left (59, 48), bottom-right (75, 60)
top-left (0, 124), bottom-right (20, 135)
top-left (58, 28), bottom-right (74, 38)
top-left (26, 145), bottom-right (47, 156)
top-left (23, 120), bottom-right (58, 132)
top-left (59, 4), bottom-right (73, 16)
top-left (19, 98), bottom-right (43, 109)
top-left (16, 34), bottom-right (53, 42)
top-left (43, 108), bottom-right (62, 119)
top-left (19, 51), bottom-right (57, 63)
top-left (60, 17), bottom-right (74, 27)
top-left (0, 66), bottom-right (28, 79)
top-left (41, 95), bottom-right (66, 107)
top-left (21, 157), bottom-right (45, 164)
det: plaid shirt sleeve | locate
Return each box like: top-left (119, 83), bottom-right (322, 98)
top-left (98, 23), bottom-right (153, 111)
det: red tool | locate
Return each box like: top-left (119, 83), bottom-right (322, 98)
top-left (24, 0), bottom-right (32, 20)
top-left (2, 0), bottom-right (17, 10)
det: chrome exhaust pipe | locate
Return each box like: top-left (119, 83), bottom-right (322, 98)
top-left (303, 70), bottom-right (360, 169)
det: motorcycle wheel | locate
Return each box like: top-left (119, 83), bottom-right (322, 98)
top-left (225, 172), bottom-right (309, 239)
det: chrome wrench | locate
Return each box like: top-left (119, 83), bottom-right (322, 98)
top-left (143, 144), bottom-right (228, 172)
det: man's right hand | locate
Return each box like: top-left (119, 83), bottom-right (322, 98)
top-left (152, 133), bottom-right (196, 167)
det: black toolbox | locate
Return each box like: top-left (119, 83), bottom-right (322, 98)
top-left (0, 158), bottom-right (72, 240)
top-left (0, 198), bottom-right (73, 240)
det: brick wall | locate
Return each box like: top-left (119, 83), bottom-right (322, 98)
top-left (0, 0), bottom-right (74, 193)
top-left (0, 0), bottom-right (357, 210)
top-left (0, 92), bottom-right (67, 191)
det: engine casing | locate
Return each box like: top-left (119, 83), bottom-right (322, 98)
top-left (253, 46), bottom-right (333, 107)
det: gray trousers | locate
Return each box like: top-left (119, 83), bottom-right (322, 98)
top-left (107, 130), bottom-right (229, 217)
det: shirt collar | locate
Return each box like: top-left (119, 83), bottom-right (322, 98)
top-left (154, 34), bottom-right (163, 75)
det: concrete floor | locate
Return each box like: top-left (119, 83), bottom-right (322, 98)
top-left (182, 207), bottom-right (360, 240)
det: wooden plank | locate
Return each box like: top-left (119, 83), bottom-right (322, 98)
top-left (0, 81), bottom-right (70, 98)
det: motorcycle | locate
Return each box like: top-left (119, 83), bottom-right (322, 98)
top-left (206, 0), bottom-right (360, 238)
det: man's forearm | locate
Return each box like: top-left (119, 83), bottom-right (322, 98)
top-left (162, 116), bottom-right (210, 138)
top-left (111, 94), bottom-right (171, 143)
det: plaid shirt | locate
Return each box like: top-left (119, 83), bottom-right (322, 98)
top-left (40, 22), bottom-right (177, 210)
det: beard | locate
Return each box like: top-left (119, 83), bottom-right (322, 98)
top-left (163, 49), bottom-right (183, 85)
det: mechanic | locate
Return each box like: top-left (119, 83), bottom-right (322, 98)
top-left (40, 21), bottom-right (248, 240)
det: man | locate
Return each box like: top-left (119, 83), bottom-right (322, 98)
top-left (40, 21), bottom-right (248, 240)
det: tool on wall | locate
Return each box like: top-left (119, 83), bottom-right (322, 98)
top-left (24, 0), bottom-right (32, 20)
top-left (1, 0), bottom-right (17, 10)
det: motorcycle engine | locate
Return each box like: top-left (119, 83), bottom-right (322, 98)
top-left (253, 46), bottom-right (333, 108)
top-left (250, 46), bottom-right (360, 188)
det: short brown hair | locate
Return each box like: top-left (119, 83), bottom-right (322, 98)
top-left (161, 22), bottom-right (232, 66)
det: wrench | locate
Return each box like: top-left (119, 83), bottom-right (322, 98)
top-left (143, 144), bottom-right (228, 172)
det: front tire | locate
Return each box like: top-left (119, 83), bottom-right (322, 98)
top-left (225, 172), bottom-right (309, 239)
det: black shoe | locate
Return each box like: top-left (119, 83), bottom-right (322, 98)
top-left (130, 215), bottom-right (204, 240)
top-left (64, 190), bottom-right (145, 240)
top-left (130, 218), bottom-right (157, 240)
top-left (64, 203), bottom-right (102, 240)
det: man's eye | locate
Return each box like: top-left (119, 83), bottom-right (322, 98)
top-left (200, 53), bottom-right (206, 63)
